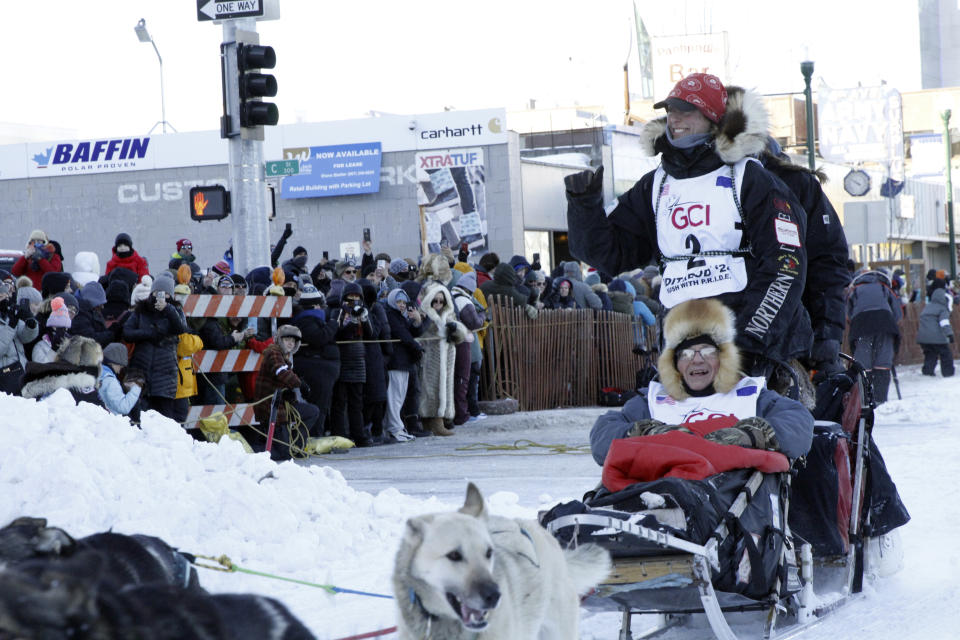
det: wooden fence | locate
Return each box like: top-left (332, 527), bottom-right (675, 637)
top-left (480, 301), bottom-right (960, 410)
top-left (481, 303), bottom-right (657, 411)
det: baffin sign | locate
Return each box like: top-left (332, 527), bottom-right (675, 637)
top-left (189, 185), bottom-right (231, 221)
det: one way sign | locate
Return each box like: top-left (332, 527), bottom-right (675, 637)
top-left (197, 0), bottom-right (264, 21)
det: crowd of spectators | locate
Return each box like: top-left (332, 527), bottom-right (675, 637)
top-left (0, 225), bottom-right (668, 452)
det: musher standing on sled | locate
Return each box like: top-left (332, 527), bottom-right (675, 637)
top-left (565, 73), bottom-right (811, 375)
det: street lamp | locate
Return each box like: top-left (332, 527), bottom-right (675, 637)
top-left (942, 108), bottom-right (956, 282)
top-left (134, 18), bottom-right (175, 134)
top-left (800, 60), bottom-right (816, 171)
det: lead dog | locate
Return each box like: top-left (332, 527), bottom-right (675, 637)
top-left (393, 483), bottom-right (611, 639)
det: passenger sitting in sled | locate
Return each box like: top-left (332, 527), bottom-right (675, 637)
top-left (591, 298), bottom-right (813, 491)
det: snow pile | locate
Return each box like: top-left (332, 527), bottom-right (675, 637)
top-left (0, 388), bottom-right (461, 638)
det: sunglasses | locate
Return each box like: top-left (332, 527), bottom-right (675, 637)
top-left (677, 346), bottom-right (718, 361)
top-left (342, 269), bottom-right (356, 275)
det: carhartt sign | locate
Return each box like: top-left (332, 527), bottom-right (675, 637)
top-left (197, 0), bottom-right (263, 21)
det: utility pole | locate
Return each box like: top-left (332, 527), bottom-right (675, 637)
top-left (943, 109), bottom-right (956, 282)
top-left (222, 17), bottom-right (273, 277)
top-left (801, 60), bottom-right (816, 171)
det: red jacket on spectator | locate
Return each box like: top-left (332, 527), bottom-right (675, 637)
top-left (12, 243), bottom-right (62, 290)
top-left (106, 248), bottom-right (150, 281)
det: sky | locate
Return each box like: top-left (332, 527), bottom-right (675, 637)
top-left (1, 363), bottom-right (955, 638)
top-left (1, 0), bottom-right (924, 140)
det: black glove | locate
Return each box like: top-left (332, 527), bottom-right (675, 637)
top-left (282, 222), bottom-right (293, 239)
top-left (810, 339), bottom-right (842, 374)
top-left (703, 417), bottom-right (780, 451)
top-left (626, 419), bottom-right (694, 438)
top-left (17, 298), bottom-right (34, 320)
top-left (564, 166), bottom-right (604, 195)
top-left (413, 345), bottom-right (425, 362)
top-left (299, 380), bottom-right (312, 397)
top-left (445, 321), bottom-right (459, 343)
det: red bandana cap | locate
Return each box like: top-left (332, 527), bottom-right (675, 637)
top-left (653, 73), bottom-right (727, 124)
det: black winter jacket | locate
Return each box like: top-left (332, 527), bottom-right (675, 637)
top-left (292, 309), bottom-right (340, 361)
top-left (386, 306), bottom-right (424, 371)
top-left (123, 299), bottom-right (188, 399)
top-left (71, 300), bottom-right (117, 347)
top-left (566, 91), bottom-right (811, 362)
top-left (761, 152), bottom-right (851, 346)
top-left (363, 302), bottom-right (390, 401)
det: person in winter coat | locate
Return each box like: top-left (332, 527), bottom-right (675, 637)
top-left (292, 284), bottom-right (340, 436)
top-left (73, 282), bottom-right (116, 347)
top-left (359, 278), bottom-right (391, 441)
top-left (169, 330), bottom-right (203, 417)
top-left (98, 342), bottom-right (143, 416)
top-left (917, 278), bottom-right (955, 377)
top-left (329, 282), bottom-right (377, 446)
top-left (475, 253), bottom-right (499, 287)
top-left (383, 289), bottom-right (424, 442)
top-left (20, 335), bottom-right (103, 406)
top-left (565, 73), bottom-right (810, 372)
top-left (122, 275), bottom-right (188, 419)
top-left (71, 252), bottom-right (101, 287)
top-left (32, 295), bottom-right (73, 364)
top-left (168, 238), bottom-right (196, 272)
top-left (479, 263), bottom-right (538, 318)
top-left (418, 281), bottom-right (468, 436)
top-left (724, 88), bottom-right (852, 375)
top-left (451, 272), bottom-right (485, 425)
top-left (252, 324), bottom-right (321, 458)
top-left (546, 278), bottom-right (578, 310)
top-left (845, 269), bottom-right (903, 403)
top-left (584, 272), bottom-right (613, 311)
top-left (12, 230), bottom-right (63, 291)
top-left (102, 279), bottom-right (132, 329)
top-left (0, 281), bottom-right (39, 394)
top-left (589, 298), bottom-right (814, 471)
top-left (557, 261), bottom-right (602, 310)
top-left (105, 233), bottom-right (150, 282)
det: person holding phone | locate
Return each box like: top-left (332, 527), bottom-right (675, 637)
top-left (122, 274), bottom-right (189, 420)
top-left (11, 230), bottom-right (62, 291)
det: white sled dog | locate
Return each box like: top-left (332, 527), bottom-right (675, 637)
top-left (393, 482), bottom-right (611, 639)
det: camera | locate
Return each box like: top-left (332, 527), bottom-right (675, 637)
top-left (343, 300), bottom-right (364, 316)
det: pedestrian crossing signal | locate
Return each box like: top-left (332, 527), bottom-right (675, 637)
top-left (189, 185), bottom-right (230, 221)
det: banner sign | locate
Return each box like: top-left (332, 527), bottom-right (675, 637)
top-left (817, 85), bottom-right (903, 164)
top-left (415, 147), bottom-right (488, 255)
top-left (650, 33), bottom-right (728, 101)
top-left (280, 142), bottom-right (382, 199)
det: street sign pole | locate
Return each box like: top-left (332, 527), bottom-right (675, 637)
top-left (223, 18), bottom-right (270, 278)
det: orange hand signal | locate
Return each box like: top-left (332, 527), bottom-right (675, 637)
top-left (193, 191), bottom-right (209, 217)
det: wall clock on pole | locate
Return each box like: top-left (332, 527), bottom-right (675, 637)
top-left (843, 169), bottom-right (871, 197)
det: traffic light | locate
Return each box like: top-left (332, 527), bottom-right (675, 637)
top-left (237, 43), bottom-right (278, 128)
top-left (189, 185), bottom-right (230, 221)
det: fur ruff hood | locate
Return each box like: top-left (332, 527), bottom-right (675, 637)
top-left (657, 298), bottom-right (741, 401)
top-left (20, 363), bottom-right (99, 400)
top-left (420, 282), bottom-right (468, 344)
top-left (639, 86), bottom-right (769, 165)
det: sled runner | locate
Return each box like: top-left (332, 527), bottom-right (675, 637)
top-left (541, 355), bottom-right (909, 639)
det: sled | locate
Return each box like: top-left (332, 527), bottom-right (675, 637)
top-left (542, 355), bottom-right (908, 639)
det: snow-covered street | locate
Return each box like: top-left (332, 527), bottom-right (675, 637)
top-left (2, 364), bottom-right (958, 639)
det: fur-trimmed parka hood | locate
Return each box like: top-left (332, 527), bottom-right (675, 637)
top-left (20, 361), bottom-right (99, 400)
top-left (657, 298), bottom-right (741, 401)
top-left (639, 86), bottom-right (769, 165)
top-left (419, 281), bottom-right (468, 344)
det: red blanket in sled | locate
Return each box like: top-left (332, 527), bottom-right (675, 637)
top-left (602, 432), bottom-right (790, 492)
